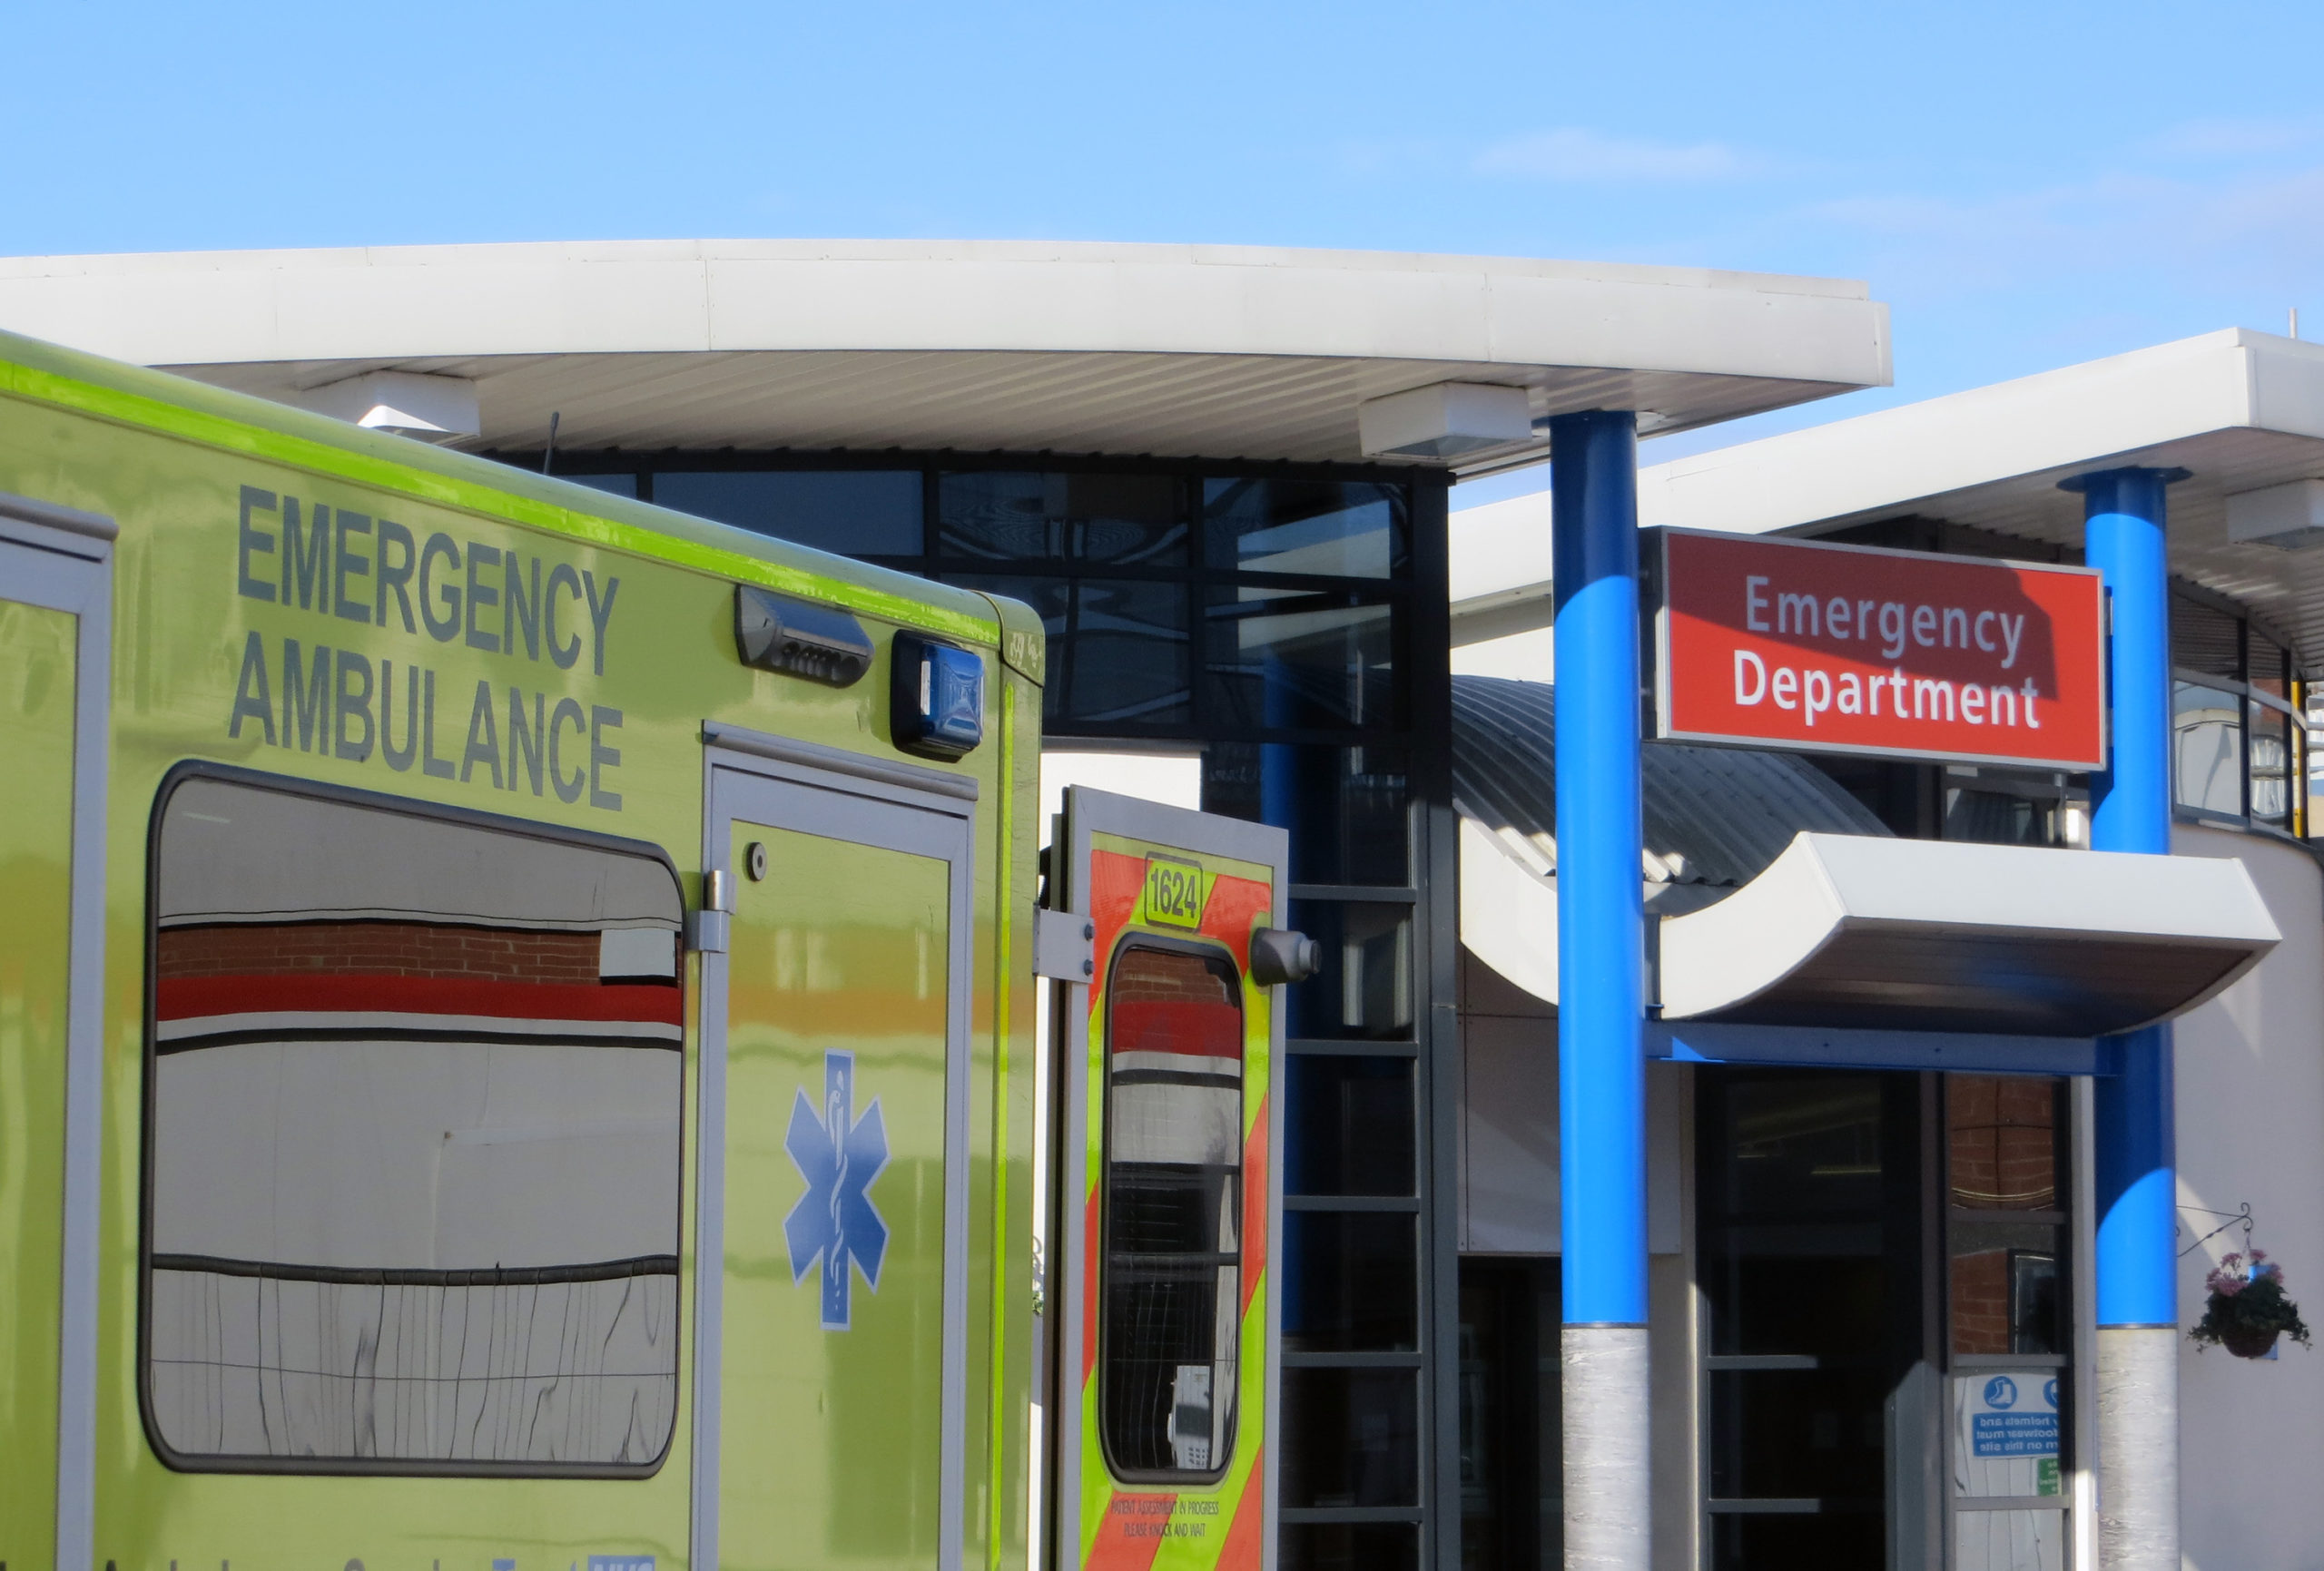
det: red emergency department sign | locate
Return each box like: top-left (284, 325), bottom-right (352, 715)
top-left (1655, 529), bottom-right (2107, 771)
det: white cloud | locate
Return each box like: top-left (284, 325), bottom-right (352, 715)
top-left (1799, 161), bottom-right (2324, 301)
top-left (2142, 116), bottom-right (2322, 160)
top-left (1472, 127), bottom-right (1751, 182)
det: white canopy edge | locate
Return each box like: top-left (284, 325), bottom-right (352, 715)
top-left (1461, 817), bottom-right (1560, 1006)
top-left (1659, 832), bottom-right (2279, 1023)
top-left (1461, 822), bottom-right (2281, 1033)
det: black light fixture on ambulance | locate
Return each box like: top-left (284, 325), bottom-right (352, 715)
top-left (891, 631), bottom-right (984, 759)
top-left (734, 584), bottom-right (875, 686)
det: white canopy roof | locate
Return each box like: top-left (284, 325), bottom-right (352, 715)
top-left (1637, 328), bottom-right (2324, 664)
top-left (1464, 825), bottom-right (2278, 1037)
top-left (0, 240), bottom-right (1891, 468)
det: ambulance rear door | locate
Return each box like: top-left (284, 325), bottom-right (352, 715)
top-left (1040, 786), bottom-right (1315, 1571)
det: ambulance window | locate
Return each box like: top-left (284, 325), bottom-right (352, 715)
top-left (1100, 942), bottom-right (1246, 1481)
top-left (142, 773), bottom-right (684, 1474)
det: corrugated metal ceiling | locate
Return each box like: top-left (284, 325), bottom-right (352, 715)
top-left (1450, 674), bottom-right (1888, 907)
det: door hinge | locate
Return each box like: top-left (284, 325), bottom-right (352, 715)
top-left (690, 868), bottom-right (733, 954)
top-left (1033, 906), bottom-right (1095, 983)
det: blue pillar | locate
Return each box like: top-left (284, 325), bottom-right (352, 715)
top-left (2068, 465), bottom-right (2184, 1324)
top-left (2064, 464), bottom-right (2186, 1571)
top-left (1551, 410), bottom-right (1650, 1571)
top-left (1552, 408), bottom-right (1646, 1327)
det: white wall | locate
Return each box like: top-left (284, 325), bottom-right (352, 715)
top-left (1448, 490), bottom-right (1553, 603)
top-left (1449, 490), bottom-right (1556, 682)
top-left (2170, 824), bottom-right (2324, 1571)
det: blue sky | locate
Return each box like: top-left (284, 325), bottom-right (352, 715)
top-left (9, 1), bottom-right (2321, 500)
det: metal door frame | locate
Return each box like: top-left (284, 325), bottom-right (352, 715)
top-left (1047, 785), bottom-right (1289, 1571)
top-left (1, 492), bottom-right (114, 1571)
top-left (691, 722), bottom-right (980, 1571)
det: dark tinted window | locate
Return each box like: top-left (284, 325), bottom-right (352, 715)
top-left (937, 471), bottom-right (1186, 565)
top-left (950, 574), bottom-right (1191, 729)
top-left (1282, 1367), bottom-right (1419, 1506)
top-left (1285, 900), bottom-right (1413, 1041)
top-left (559, 472), bottom-right (638, 498)
top-left (1285, 1056), bottom-right (1413, 1195)
top-left (1282, 1212), bottom-right (1417, 1351)
top-left (1205, 587), bottom-right (1398, 732)
top-left (1203, 478), bottom-right (1407, 577)
top-left (1202, 743), bottom-right (1410, 886)
top-left (653, 470), bottom-right (922, 556)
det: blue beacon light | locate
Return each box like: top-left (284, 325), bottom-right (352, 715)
top-left (891, 632), bottom-right (984, 760)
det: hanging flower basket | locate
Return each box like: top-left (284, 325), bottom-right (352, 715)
top-left (2190, 1250), bottom-right (2312, 1360)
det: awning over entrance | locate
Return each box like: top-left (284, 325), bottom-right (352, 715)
top-left (1657, 831), bottom-right (2276, 1034)
top-left (1454, 675), bottom-right (2280, 1037)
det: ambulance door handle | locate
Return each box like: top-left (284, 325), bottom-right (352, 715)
top-left (1249, 927), bottom-right (1320, 986)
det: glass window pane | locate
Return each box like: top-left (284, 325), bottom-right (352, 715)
top-left (1943, 785), bottom-right (2057, 847)
top-left (1205, 586), bottom-right (1398, 733)
top-left (1457, 1258), bottom-right (1561, 1571)
top-left (559, 471), bottom-right (638, 498)
top-left (937, 471), bottom-right (1187, 566)
top-left (2250, 703), bottom-right (2294, 828)
top-left (2250, 635), bottom-right (2291, 702)
top-left (1707, 1368), bottom-right (1890, 1501)
top-left (1946, 1076), bottom-right (2069, 1360)
top-left (1950, 1222), bottom-right (2067, 1356)
top-left (1711, 1514), bottom-right (1886, 1570)
top-left (2309, 687), bottom-right (2324, 838)
top-left (1280, 1523), bottom-right (1419, 1571)
top-left (1947, 1077), bottom-right (2063, 1212)
top-left (1281, 1367), bottom-right (1419, 1507)
top-left (1952, 1373), bottom-right (2067, 1504)
top-left (652, 470), bottom-right (923, 557)
top-left (1283, 1211), bottom-right (1417, 1351)
top-left (2171, 594), bottom-right (2241, 680)
top-left (1203, 477), bottom-right (1407, 578)
top-left (1285, 900), bottom-right (1413, 1040)
top-left (1709, 1255), bottom-right (1890, 1360)
top-left (1285, 1056), bottom-right (1414, 1196)
top-left (2173, 682), bottom-right (2244, 815)
top-left (1101, 945), bottom-right (1245, 1481)
top-left (949, 574), bottom-right (1191, 730)
top-left (146, 775), bottom-right (684, 1471)
top-left (1201, 742), bottom-right (1410, 887)
top-left (1710, 1075), bottom-right (1886, 1219)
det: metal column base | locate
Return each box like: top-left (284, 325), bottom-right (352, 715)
top-left (1563, 1324), bottom-right (1650, 1571)
top-left (2096, 1325), bottom-right (2179, 1571)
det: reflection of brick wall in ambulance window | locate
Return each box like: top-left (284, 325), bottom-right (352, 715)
top-left (156, 922), bottom-right (610, 985)
top-left (1111, 947), bottom-right (1236, 1009)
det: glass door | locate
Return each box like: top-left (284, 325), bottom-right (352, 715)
top-left (1697, 1069), bottom-right (1934, 1571)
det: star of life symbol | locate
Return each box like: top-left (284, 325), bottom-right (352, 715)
top-left (785, 1049), bottom-right (891, 1329)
